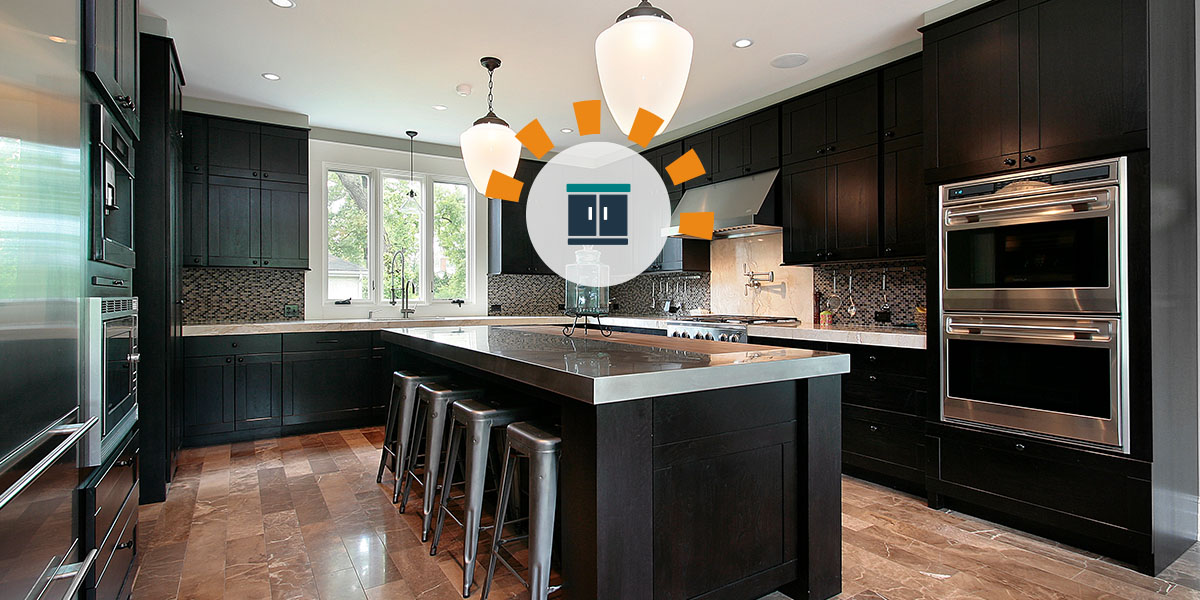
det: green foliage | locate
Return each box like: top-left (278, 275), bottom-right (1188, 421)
top-left (432, 182), bottom-right (468, 300)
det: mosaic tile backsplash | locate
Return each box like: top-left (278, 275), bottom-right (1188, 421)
top-left (182, 267), bottom-right (305, 324)
top-left (812, 259), bottom-right (926, 328)
top-left (487, 273), bottom-right (711, 317)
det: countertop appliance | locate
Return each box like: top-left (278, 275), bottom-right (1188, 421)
top-left (80, 298), bottom-right (140, 467)
top-left (938, 158), bottom-right (1129, 453)
top-left (666, 314), bottom-right (798, 343)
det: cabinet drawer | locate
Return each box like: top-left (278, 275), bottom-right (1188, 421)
top-left (185, 334), bottom-right (281, 357)
top-left (93, 431), bottom-right (138, 545)
top-left (283, 331), bottom-right (374, 352)
top-left (834, 344), bottom-right (928, 378)
top-left (843, 377), bottom-right (927, 416)
top-left (96, 481), bottom-right (138, 600)
top-left (842, 405), bottom-right (925, 472)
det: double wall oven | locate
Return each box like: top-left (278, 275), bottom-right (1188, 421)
top-left (939, 158), bottom-right (1129, 452)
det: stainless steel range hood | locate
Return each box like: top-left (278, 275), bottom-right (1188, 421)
top-left (661, 169), bottom-right (780, 239)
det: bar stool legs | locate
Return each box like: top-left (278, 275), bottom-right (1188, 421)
top-left (409, 382), bottom-right (485, 542)
top-left (377, 371), bottom-right (447, 505)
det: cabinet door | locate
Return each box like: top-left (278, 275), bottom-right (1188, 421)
top-left (924, 2), bottom-right (1021, 181)
top-left (282, 349), bottom-right (383, 425)
top-left (489, 196), bottom-right (530, 274)
top-left (882, 55), bottom-right (923, 142)
top-left (882, 135), bottom-right (927, 258)
top-left (744, 108), bottom-right (781, 174)
top-left (182, 356), bottom-right (235, 436)
top-left (516, 160), bottom-right (553, 274)
top-left (711, 121), bottom-right (747, 183)
top-left (1017, 0), bottom-right (1148, 165)
top-left (781, 92), bottom-right (827, 165)
top-left (115, 0), bottom-right (138, 136)
top-left (661, 239), bottom-right (710, 272)
top-left (182, 113), bottom-right (207, 175)
top-left (825, 74), bottom-right (878, 156)
top-left (260, 181), bottom-right (309, 268)
top-left (207, 176), bottom-right (261, 266)
top-left (182, 173), bottom-right (207, 266)
top-left (780, 158), bottom-right (828, 264)
top-left (207, 118), bottom-right (261, 179)
top-left (826, 148), bottom-right (879, 261)
top-left (234, 353), bottom-right (282, 430)
top-left (259, 125), bottom-right (309, 184)
top-left (658, 142), bottom-right (684, 194)
top-left (84, 0), bottom-right (120, 102)
top-left (682, 131), bottom-right (714, 188)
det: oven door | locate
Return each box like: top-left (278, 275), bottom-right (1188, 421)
top-left (942, 186), bottom-right (1120, 313)
top-left (102, 315), bottom-right (137, 437)
top-left (941, 313), bottom-right (1126, 452)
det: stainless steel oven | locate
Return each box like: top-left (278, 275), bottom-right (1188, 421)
top-left (90, 103), bottom-right (136, 268)
top-left (940, 158), bottom-right (1125, 314)
top-left (941, 313), bottom-right (1127, 452)
top-left (81, 298), bottom-right (139, 467)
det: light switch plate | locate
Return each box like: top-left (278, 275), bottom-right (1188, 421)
top-left (283, 303), bottom-right (300, 318)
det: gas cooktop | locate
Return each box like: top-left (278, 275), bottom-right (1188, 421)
top-left (665, 315), bottom-right (799, 343)
top-left (669, 314), bottom-right (799, 325)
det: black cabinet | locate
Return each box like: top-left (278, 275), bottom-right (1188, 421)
top-left (681, 131), bottom-right (714, 188)
top-left (922, 0), bottom-right (1149, 182)
top-left (710, 108), bottom-right (781, 182)
top-left (882, 55), bottom-right (923, 142)
top-left (782, 75), bottom-right (877, 166)
top-left (182, 355), bottom-right (235, 436)
top-left (183, 113), bottom-right (309, 269)
top-left (780, 147), bottom-right (879, 264)
top-left (80, 429), bottom-right (140, 600)
top-left (882, 134), bottom-right (926, 258)
top-left (84, 0), bottom-right (139, 137)
top-left (234, 353), bottom-right (282, 429)
top-left (642, 141), bottom-right (684, 194)
top-left (283, 348), bottom-right (383, 425)
top-left (780, 159), bottom-right (829, 264)
top-left (488, 159), bottom-right (552, 274)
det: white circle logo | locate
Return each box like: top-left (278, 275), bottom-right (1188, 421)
top-left (526, 142), bottom-right (669, 286)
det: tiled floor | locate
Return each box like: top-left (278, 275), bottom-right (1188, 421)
top-left (130, 427), bottom-right (1200, 600)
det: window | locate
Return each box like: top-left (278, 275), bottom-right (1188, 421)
top-left (323, 163), bottom-right (475, 307)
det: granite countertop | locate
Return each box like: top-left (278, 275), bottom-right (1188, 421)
top-left (381, 325), bottom-right (850, 404)
top-left (182, 315), bottom-right (927, 349)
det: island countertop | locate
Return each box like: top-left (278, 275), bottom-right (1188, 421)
top-left (381, 325), bottom-right (849, 404)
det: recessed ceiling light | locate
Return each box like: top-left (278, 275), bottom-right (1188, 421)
top-left (455, 83), bottom-right (472, 97)
top-left (432, 104), bottom-right (448, 111)
top-left (261, 72), bottom-right (281, 81)
top-left (770, 53), bottom-right (810, 69)
top-left (733, 38), bottom-right (754, 48)
top-left (48, 35), bottom-right (68, 43)
top-left (560, 128), bottom-right (574, 134)
top-left (269, 0), bottom-right (296, 8)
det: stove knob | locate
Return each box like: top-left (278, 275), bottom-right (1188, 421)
top-left (730, 334), bottom-right (741, 343)
top-left (704, 333), bottom-right (714, 340)
top-left (718, 334), bottom-right (729, 342)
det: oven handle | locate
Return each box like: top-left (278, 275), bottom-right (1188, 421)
top-left (946, 194), bottom-right (1107, 220)
top-left (0, 417), bottom-right (98, 512)
top-left (947, 322), bottom-right (1103, 335)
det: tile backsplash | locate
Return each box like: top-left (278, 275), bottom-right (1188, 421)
top-left (486, 273), bottom-right (711, 317)
top-left (812, 259), bottom-right (926, 328)
top-left (182, 267), bottom-right (305, 324)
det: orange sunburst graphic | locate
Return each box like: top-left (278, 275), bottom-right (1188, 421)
top-left (483, 101), bottom-right (714, 239)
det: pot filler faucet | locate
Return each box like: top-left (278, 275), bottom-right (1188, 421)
top-left (387, 249), bottom-right (416, 318)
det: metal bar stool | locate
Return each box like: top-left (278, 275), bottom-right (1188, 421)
top-left (483, 421), bottom-right (562, 600)
top-left (377, 370), bottom-right (449, 504)
top-left (430, 398), bottom-right (538, 597)
top-left (401, 381), bottom-right (485, 541)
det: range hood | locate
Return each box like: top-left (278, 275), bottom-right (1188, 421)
top-left (661, 169), bottom-right (780, 239)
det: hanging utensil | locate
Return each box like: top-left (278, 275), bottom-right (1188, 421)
top-left (825, 273), bottom-right (842, 312)
top-left (846, 271), bottom-right (857, 317)
top-left (875, 271), bottom-right (893, 323)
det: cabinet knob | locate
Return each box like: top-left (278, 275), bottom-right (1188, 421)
top-left (263, 260), bottom-right (270, 265)
top-left (116, 540), bottom-right (133, 550)
top-left (869, 425), bottom-right (879, 432)
top-left (238, 357), bottom-right (244, 363)
top-left (884, 131), bottom-right (895, 139)
top-left (225, 357), bottom-right (233, 363)
top-left (1004, 158), bottom-right (1017, 166)
top-left (1023, 155), bottom-right (1037, 164)
top-left (115, 458), bottom-right (133, 468)
top-left (252, 171), bottom-right (259, 177)
top-left (176, 299), bottom-right (186, 305)
top-left (884, 247), bottom-right (893, 254)
top-left (1015, 443), bottom-right (1026, 451)
top-left (193, 257), bottom-right (200, 263)
top-left (816, 148), bottom-right (825, 156)
top-left (262, 172), bottom-right (270, 178)
top-left (252, 260), bottom-right (259, 265)
top-left (868, 355), bottom-right (877, 362)
top-left (826, 146), bottom-right (836, 153)
top-left (868, 374), bottom-right (878, 382)
top-left (232, 342), bottom-right (239, 348)
top-left (193, 165), bottom-right (200, 171)
top-left (825, 250), bottom-right (835, 260)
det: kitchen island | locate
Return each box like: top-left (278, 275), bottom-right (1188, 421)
top-left (382, 325), bottom-right (850, 600)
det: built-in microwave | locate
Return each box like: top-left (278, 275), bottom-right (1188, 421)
top-left (941, 312), bottom-right (1128, 452)
top-left (940, 158), bottom-right (1125, 314)
top-left (90, 103), bottom-right (136, 269)
top-left (80, 297), bottom-right (139, 467)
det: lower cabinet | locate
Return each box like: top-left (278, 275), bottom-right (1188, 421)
top-left (80, 428), bottom-right (139, 600)
top-left (181, 333), bottom-right (386, 445)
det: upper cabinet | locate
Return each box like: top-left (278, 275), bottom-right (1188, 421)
top-left (682, 130), bottom-right (715, 188)
top-left (84, 0), bottom-right (140, 138)
top-left (881, 56), bottom-right (926, 258)
top-left (488, 159), bottom-right (553, 275)
top-left (182, 113), bottom-right (310, 269)
top-left (711, 108), bottom-right (781, 182)
top-left (782, 75), bottom-right (878, 166)
top-left (922, 0), bottom-right (1149, 182)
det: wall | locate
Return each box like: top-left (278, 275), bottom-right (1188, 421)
top-left (182, 267), bottom-right (304, 324)
top-left (710, 236), bottom-right (814, 321)
top-left (486, 273), bottom-right (711, 318)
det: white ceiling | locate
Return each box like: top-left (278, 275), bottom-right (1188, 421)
top-left (141, 0), bottom-right (951, 148)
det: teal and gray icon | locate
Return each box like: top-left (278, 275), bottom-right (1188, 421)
top-left (567, 183), bottom-right (629, 245)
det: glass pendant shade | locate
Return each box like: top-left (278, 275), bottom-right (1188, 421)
top-left (595, 14), bottom-right (693, 136)
top-left (460, 119), bottom-right (521, 195)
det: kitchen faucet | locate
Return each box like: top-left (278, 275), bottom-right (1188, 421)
top-left (387, 248), bottom-right (416, 318)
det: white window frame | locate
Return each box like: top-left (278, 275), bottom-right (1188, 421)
top-left (321, 162), bottom-right (476, 309)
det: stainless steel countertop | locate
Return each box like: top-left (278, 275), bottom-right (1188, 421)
top-left (381, 325), bottom-right (850, 405)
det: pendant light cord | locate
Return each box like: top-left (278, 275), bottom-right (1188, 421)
top-left (406, 130), bottom-right (417, 198)
top-left (486, 67), bottom-right (495, 113)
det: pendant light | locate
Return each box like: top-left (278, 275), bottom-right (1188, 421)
top-left (460, 57), bottom-right (521, 195)
top-left (406, 130), bottom-right (418, 198)
top-left (595, 1), bottom-right (693, 136)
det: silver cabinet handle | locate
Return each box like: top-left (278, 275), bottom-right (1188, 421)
top-left (0, 417), bottom-right (98, 511)
top-left (126, 353), bottom-right (141, 363)
top-left (55, 548), bottom-right (99, 600)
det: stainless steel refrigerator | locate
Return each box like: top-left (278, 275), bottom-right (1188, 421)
top-left (0, 2), bottom-right (99, 599)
